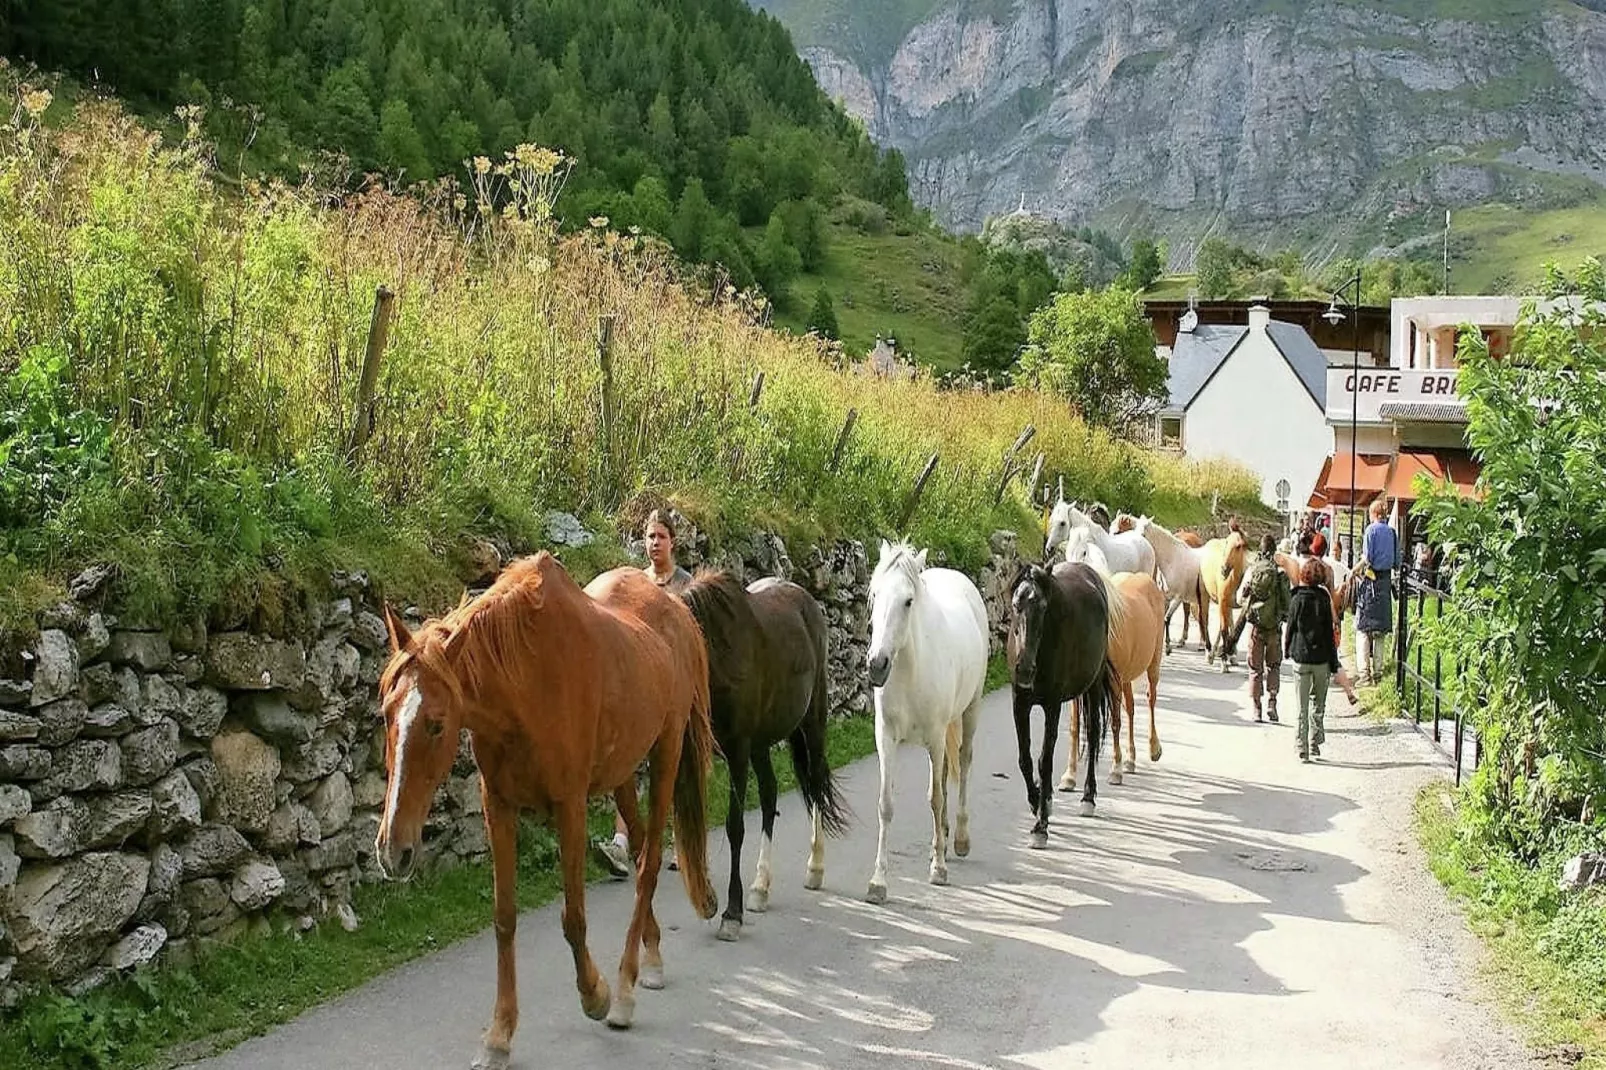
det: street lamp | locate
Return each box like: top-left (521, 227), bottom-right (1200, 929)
top-left (1323, 269), bottom-right (1363, 568)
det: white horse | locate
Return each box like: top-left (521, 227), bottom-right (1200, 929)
top-left (1045, 498), bottom-right (1155, 578)
top-left (1132, 516), bottom-right (1208, 655)
top-left (864, 539), bottom-right (989, 905)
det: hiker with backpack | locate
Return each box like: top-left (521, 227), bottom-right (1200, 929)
top-left (1239, 534), bottom-right (1292, 723)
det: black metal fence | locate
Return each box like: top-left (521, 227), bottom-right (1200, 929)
top-left (1391, 563), bottom-right (1481, 784)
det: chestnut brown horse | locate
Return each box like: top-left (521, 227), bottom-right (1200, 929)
top-left (374, 553), bottom-right (718, 1069)
top-left (676, 570), bottom-right (849, 942)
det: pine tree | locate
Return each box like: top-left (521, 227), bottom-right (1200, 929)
top-left (806, 286), bottom-right (839, 340)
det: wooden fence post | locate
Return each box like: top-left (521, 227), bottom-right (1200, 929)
top-left (748, 370), bottom-right (766, 409)
top-left (1026, 451), bottom-right (1045, 504)
top-left (993, 462), bottom-right (1019, 505)
top-left (828, 408), bottom-right (857, 472)
top-left (899, 452), bottom-right (940, 531)
top-left (597, 314), bottom-right (617, 495)
top-left (346, 285), bottom-right (395, 464)
top-left (1006, 423), bottom-right (1036, 461)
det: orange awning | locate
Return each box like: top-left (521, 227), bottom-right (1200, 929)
top-left (1386, 449), bottom-right (1481, 501)
top-left (1318, 452), bottom-right (1391, 508)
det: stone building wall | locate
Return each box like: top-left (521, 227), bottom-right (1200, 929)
top-left (0, 521), bottom-right (1025, 1004)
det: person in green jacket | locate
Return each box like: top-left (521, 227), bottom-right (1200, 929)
top-left (1241, 534), bottom-right (1292, 723)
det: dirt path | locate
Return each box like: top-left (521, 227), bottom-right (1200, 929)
top-left (183, 641), bottom-right (1535, 1070)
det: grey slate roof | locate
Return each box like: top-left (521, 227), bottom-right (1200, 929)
top-left (1165, 324), bottom-right (1246, 412)
top-left (1165, 318), bottom-right (1328, 412)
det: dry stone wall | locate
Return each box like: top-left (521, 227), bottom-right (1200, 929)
top-left (0, 519), bottom-right (1025, 1004)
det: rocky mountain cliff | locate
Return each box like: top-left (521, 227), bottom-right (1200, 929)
top-left (754, 0), bottom-right (1606, 264)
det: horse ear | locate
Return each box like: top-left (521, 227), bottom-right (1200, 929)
top-left (914, 548), bottom-right (928, 570)
top-left (383, 603), bottom-right (413, 654)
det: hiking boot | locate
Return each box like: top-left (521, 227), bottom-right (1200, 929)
top-left (1253, 704), bottom-right (1263, 723)
top-left (593, 838), bottom-right (631, 881)
top-left (1267, 705), bottom-right (1280, 723)
top-left (1298, 749), bottom-right (1310, 763)
top-left (1311, 742), bottom-right (1322, 758)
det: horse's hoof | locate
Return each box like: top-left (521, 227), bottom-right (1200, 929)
top-left (804, 868), bottom-right (824, 891)
top-left (715, 917), bottom-right (741, 943)
top-left (1110, 769), bottom-right (1124, 786)
top-left (866, 881), bottom-right (888, 905)
top-left (929, 866), bottom-right (948, 886)
top-left (745, 887), bottom-right (769, 913)
top-left (954, 835), bottom-right (970, 858)
top-left (640, 961), bottom-right (666, 989)
top-left (472, 1045), bottom-right (510, 1070)
top-left (582, 980), bottom-right (611, 1021)
top-left (1123, 759), bottom-right (1136, 774)
top-left (1150, 746), bottom-right (1163, 762)
top-left (1029, 830), bottom-right (1048, 850)
top-left (1079, 801), bottom-right (1097, 818)
top-left (606, 993), bottom-right (636, 1030)
top-left (1056, 773), bottom-right (1076, 792)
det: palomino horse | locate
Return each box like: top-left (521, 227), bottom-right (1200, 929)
top-left (374, 554), bottom-right (719, 1068)
top-left (676, 570), bottom-right (849, 942)
top-left (1006, 559), bottom-right (1121, 847)
top-left (1045, 496), bottom-right (1156, 578)
top-left (1124, 515), bottom-right (1209, 655)
top-left (1060, 528), bottom-right (1167, 789)
top-left (864, 539), bottom-right (989, 903)
top-left (1200, 530), bottom-right (1250, 671)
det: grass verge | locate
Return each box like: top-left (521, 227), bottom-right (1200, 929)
top-left (0, 714), bottom-right (882, 1070)
top-left (1415, 786), bottom-right (1606, 1069)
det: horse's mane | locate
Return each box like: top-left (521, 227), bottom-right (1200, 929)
top-left (1063, 526), bottom-right (1109, 572)
top-left (380, 554), bottom-right (559, 710)
top-left (1092, 569), bottom-right (1127, 647)
top-left (1137, 517), bottom-right (1183, 549)
top-left (873, 538), bottom-right (925, 590)
top-left (678, 568), bottom-right (755, 694)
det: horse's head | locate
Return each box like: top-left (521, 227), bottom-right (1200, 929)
top-left (1110, 512), bottom-right (1138, 535)
top-left (374, 604), bottom-right (467, 881)
top-left (1007, 562), bottom-right (1051, 690)
top-left (868, 538), bottom-right (926, 688)
top-left (1086, 501), bottom-right (1112, 530)
top-left (1063, 527), bottom-right (1109, 575)
top-left (1044, 499), bottom-right (1074, 557)
top-left (1220, 530), bottom-right (1249, 579)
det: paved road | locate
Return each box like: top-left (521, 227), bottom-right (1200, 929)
top-left (186, 641), bottom-right (1536, 1070)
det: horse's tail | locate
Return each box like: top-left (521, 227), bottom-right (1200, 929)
top-left (674, 633), bottom-right (719, 920)
top-left (787, 646), bottom-right (851, 836)
top-left (1083, 659), bottom-right (1119, 766)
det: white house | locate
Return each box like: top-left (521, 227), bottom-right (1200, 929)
top-left (1158, 304), bottom-right (1330, 512)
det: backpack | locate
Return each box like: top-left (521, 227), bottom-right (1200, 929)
top-left (1246, 557), bottom-right (1287, 630)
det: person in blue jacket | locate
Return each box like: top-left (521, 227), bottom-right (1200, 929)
top-left (1353, 498), bottom-right (1398, 684)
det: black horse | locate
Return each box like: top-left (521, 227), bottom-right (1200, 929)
top-left (678, 570), bottom-right (850, 941)
top-left (1007, 560), bottom-right (1120, 848)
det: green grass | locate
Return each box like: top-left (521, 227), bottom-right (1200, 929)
top-left (1415, 785), bottom-right (1606, 1068)
top-left (773, 221), bottom-right (968, 370)
top-left (1447, 199), bottom-right (1606, 293)
top-left (0, 713), bottom-right (884, 1070)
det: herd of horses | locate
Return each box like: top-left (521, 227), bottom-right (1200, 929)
top-left (368, 494), bottom-right (1346, 1069)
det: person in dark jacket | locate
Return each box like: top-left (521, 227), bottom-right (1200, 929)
top-left (1284, 557), bottom-right (1341, 762)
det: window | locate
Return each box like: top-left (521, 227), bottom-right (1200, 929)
top-left (1159, 415), bottom-right (1183, 449)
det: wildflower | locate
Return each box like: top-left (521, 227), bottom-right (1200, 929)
top-left (21, 88), bottom-right (52, 119)
top-left (472, 156), bottom-right (492, 176)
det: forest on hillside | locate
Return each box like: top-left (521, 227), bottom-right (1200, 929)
top-left (1, 0), bottom-right (916, 305)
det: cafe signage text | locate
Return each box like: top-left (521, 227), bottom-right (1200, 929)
top-left (1324, 367), bottom-right (1461, 423)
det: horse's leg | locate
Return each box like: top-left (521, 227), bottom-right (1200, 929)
top-left (801, 707), bottom-right (830, 891)
top-left (610, 734), bottom-right (678, 1029)
top-left (1058, 697), bottom-right (1080, 792)
top-left (1123, 682), bottom-right (1138, 775)
top-left (1013, 691), bottom-right (1040, 815)
top-left (867, 715), bottom-right (897, 905)
top-left (717, 740), bottom-right (751, 942)
top-left (1109, 688), bottom-right (1125, 785)
top-left (1032, 701), bottom-right (1061, 849)
top-left (555, 801), bottom-right (610, 1024)
top-left (748, 748), bottom-right (779, 912)
top-left (471, 794), bottom-right (524, 1070)
top-left (1218, 600), bottom-right (1233, 673)
top-left (1147, 665), bottom-right (1163, 762)
top-left (953, 701), bottom-right (979, 858)
top-left (925, 735), bottom-right (949, 885)
top-left (607, 780), bottom-right (664, 989)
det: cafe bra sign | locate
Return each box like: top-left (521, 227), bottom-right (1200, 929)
top-left (1324, 367), bottom-right (1461, 423)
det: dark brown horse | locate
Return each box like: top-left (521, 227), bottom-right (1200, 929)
top-left (677, 570), bottom-right (849, 942)
top-left (374, 553), bottom-right (718, 1069)
top-left (1007, 560), bottom-right (1121, 848)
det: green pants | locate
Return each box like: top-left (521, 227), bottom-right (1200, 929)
top-left (1295, 663), bottom-right (1331, 753)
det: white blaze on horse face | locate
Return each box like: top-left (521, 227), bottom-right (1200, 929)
top-left (381, 677), bottom-right (423, 837)
top-left (868, 569), bottom-right (915, 670)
